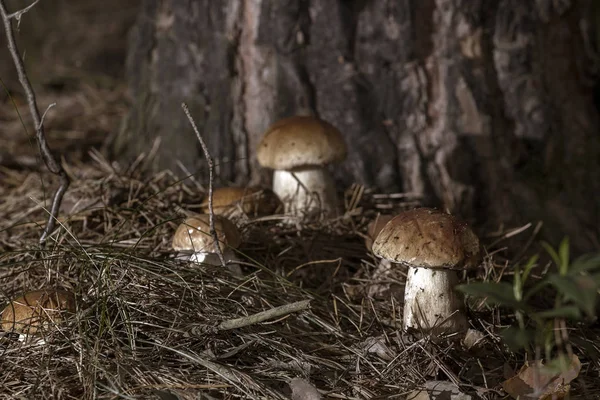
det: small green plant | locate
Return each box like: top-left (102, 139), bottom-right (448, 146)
top-left (457, 238), bottom-right (600, 364)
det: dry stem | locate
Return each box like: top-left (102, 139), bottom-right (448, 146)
top-left (218, 299), bottom-right (311, 331)
top-left (181, 102), bottom-right (226, 267)
top-left (0, 0), bottom-right (70, 244)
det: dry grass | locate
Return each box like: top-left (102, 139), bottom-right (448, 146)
top-left (0, 76), bottom-right (598, 400)
top-left (1, 1), bottom-right (600, 396)
top-left (1, 153), bottom-right (599, 400)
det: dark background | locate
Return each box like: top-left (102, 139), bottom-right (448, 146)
top-left (1, 0), bottom-right (599, 254)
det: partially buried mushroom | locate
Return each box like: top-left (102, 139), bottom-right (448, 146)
top-left (372, 208), bottom-right (480, 335)
top-left (199, 186), bottom-right (281, 223)
top-left (1, 289), bottom-right (76, 340)
top-left (256, 115), bottom-right (347, 221)
top-left (172, 214), bottom-right (243, 275)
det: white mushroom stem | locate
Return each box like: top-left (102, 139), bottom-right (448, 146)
top-left (1, 331), bottom-right (46, 345)
top-left (187, 249), bottom-right (243, 277)
top-left (403, 266), bottom-right (467, 335)
top-left (272, 168), bottom-right (339, 219)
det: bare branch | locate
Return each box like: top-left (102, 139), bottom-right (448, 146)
top-left (7, 0), bottom-right (39, 21)
top-left (181, 103), bottom-right (226, 267)
top-left (217, 300), bottom-right (312, 331)
top-left (0, 0), bottom-right (70, 244)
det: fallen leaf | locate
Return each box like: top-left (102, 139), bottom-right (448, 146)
top-left (289, 378), bottom-right (322, 400)
top-left (363, 336), bottom-right (395, 361)
top-left (462, 328), bottom-right (486, 350)
top-left (502, 354), bottom-right (581, 399)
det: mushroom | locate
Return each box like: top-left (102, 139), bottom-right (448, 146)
top-left (365, 214), bottom-right (395, 253)
top-left (172, 214), bottom-right (243, 275)
top-left (256, 115), bottom-right (347, 221)
top-left (199, 186), bottom-right (282, 223)
top-left (372, 208), bottom-right (480, 335)
top-left (1, 289), bottom-right (76, 340)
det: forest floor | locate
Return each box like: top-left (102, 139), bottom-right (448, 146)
top-left (1, 78), bottom-right (600, 399)
top-left (1, 2), bottom-right (600, 396)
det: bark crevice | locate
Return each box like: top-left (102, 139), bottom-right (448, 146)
top-left (115, 0), bottom-right (600, 253)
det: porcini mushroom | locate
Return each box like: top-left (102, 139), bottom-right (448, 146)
top-left (172, 214), bottom-right (243, 275)
top-left (1, 289), bottom-right (76, 340)
top-left (365, 214), bottom-right (395, 253)
top-left (199, 187), bottom-right (281, 222)
top-left (372, 208), bottom-right (480, 335)
top-left (256, 115), bottom-right (347, 220)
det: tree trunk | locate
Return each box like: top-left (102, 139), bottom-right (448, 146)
top-left (113, 0), bottom-right (600, 254)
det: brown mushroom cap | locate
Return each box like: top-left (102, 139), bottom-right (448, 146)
top-left (172, 215), bottom-right (241, 252)
top-left (365, 214), bottom-right (395, 252)
top-left (199, 187), bottom-right (281, 216)
top-left (256, 115), bottom-right (347, 170)
top-left (1, 289), bottom-right (76, 334)
top-left (372, 208), bottom-right (480, 270)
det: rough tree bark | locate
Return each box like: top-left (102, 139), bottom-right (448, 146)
top-left (113, 0), bottom-right (600, 254)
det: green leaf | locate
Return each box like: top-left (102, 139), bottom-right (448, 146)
top-left (521, 255), bottom-right (539, 286)
top-left (593, 273), bottom-right (600, 287)
top-left (547, 274), bottom-right (598, 318)
top-left (533, 306), bottom-right (582, 320)
top-left (523, 280), bottom-right (551, 303)
top-left (501, 326), bottom-right (534, 352)
top-left (569, 253), bottom-right (600, 275)
top-left (513, 264), bottom-right (523, 302)
top-left (558, 237), bottom-right (570, 275)
top-left (514, 255), bottom-right (540, 302)
top-left (542, 354), bottom-right (581, 378)
top-left (456, 282), bottom-right (521, 308)
top-left (570, 336), bottom-right (600, 361)
top-left (541, 241), bottom-right (561, 270)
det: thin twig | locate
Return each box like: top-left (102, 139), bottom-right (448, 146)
top-left (286, 258), bottom-right (343, 277)
top-left (7, 0), bottom-right (39, 21)
top-left (218, 300), bottom-right (311, 331)
top-left (0, 0), bottom-right (69, 244)
top-left (181, 103), bottom-right (226, 266)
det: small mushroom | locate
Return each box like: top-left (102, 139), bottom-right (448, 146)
top-left (372, 208), bottom-right (480, 335)
top-left (1, 289), bottom-right (76, 340)
top-left (199, 187), bottom-right (281, 223)
top-left (172, 214), bottom-right (243, 275)
top-left (257, 115), bottom-right (347, 221)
